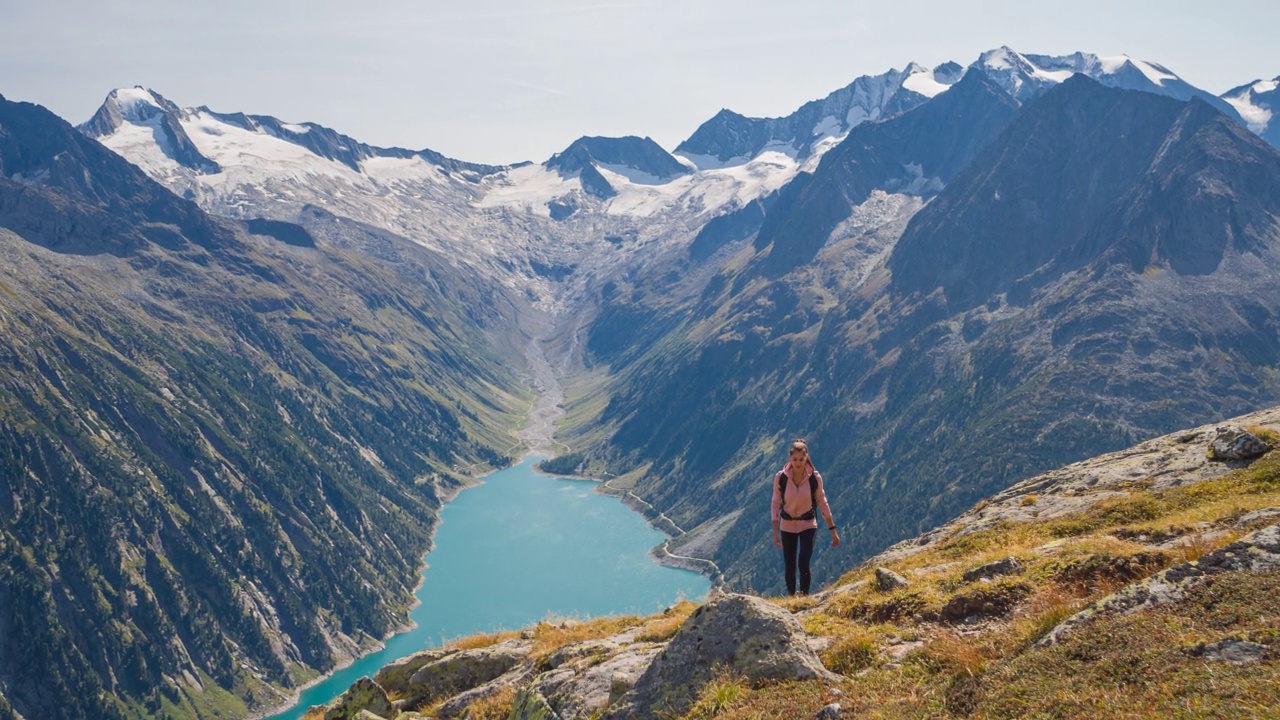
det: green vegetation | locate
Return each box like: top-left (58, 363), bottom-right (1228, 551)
top-left (538, 452), bottom-right (585, 476)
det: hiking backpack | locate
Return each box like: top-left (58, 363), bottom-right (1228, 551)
top-left (777, 471), bottom-right (818, 521)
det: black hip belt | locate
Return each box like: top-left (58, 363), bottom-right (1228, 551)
top-left (780, 509), bottom-right (816, 521)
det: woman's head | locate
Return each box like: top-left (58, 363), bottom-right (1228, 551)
top-left (789, 439), bottom-right (810, 466)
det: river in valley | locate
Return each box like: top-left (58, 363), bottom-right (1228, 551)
top-left (262, 455), bottom-right (709, 719)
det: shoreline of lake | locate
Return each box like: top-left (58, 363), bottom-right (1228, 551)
top-left (246, 455), bottom-right (516, 720)
top-left (254, 455), bottom-right (709, 720)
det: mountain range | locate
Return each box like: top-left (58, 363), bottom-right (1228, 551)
top-left (2, 44), bottom-right (1279, 719)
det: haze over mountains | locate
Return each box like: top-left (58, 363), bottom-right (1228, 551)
top-left (2, 44), bottom-right (1280, 719)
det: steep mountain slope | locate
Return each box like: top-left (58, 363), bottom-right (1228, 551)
top-left (1223, 76), bottom-right (1280, 149)
top-left (0, 95), bottom-right (528, 720)
top-left (567, 78), bottom-right (1280, 594)
top-left (297, 410), bottom-right (1280, 720)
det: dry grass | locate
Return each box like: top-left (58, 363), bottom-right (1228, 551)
top-left (635, 601), bottom-right (700, 643)
top-left (1008, 584), bottom-right (1091, 649)
top-left (447, 629), bottom-right (521, 651)
top-left (912, 630), bottom-right (993, 678)
top-left (460, 685), bottom-right (518, 720)
top-left (768, 594), bottom-right (821, 613)
top-left (528, 614), bottom-right (647, 660)
top-left (821, 626), bottom-right (880, 675)
top-left (678, 671), bottom-right (748, 720)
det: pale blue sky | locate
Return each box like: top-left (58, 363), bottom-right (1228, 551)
top-left (2, 0), bottom-right (1277, 164)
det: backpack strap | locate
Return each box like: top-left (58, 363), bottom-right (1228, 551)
top-left (808, 472), bottom-right (818, 515)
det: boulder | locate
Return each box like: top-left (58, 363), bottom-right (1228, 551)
top-left (1207, 425), bottom-right (1271, 461)
top-left (962, 556), bottom-right (1023, 583)
top-left (403, 640), bottom-right (530, 707)
top-left (372, 648), bottom-right (454, 696)
top-left (323, 677), bottom-right (393, 720)
top-left (544, 639), bottom-right (620, 669)
top-left (817, 702), bottom-right (843, 719)
top-left (604, 594), bottom-right (836, 719)
top-left (1189, 639), bottom-right (1267, 665)
top-left (518, 643), bottom-right (663, 719)
top-left (874, 567), bottom-right (910, 591)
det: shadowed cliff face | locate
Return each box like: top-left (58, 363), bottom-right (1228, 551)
top-left (0, 97), bottom-right (529, 720)
top-left (888, 76), bottom-right (1280, 311)
top-left (574, 77), bottom-right (1280, 594)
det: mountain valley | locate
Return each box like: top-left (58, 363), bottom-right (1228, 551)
top-left (2, 42), bottom-right (1280, 719)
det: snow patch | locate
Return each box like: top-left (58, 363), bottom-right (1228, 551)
top-left (811, 114), bottom-right (843, 138)
top-left (901, 69), bottom-right (951, 98)
top-left (1223, 79), bottom-right (1277, 134)
top-left (111, 87), bottom-right (164, 119)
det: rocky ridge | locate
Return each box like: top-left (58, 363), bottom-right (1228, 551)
top-left (302, 407), bottom-right (1280, 720)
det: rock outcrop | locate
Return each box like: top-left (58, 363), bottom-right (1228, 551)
top-left (512, 642), bottom-right (663, 720)
top-left (322, 677), bottom-right (394, 720)
top-left (962, 557), bottom-right (1023, 583)
top-left (874, 567), bottom-right (910, 591)
top-left (603, 594), bottom-right (836, 719)
top-left (1039, 523), bottom-right (1280, 646)
top-left (1208, 425), bottom-right (1272, 461)
top-left (400, 640), bottom-right (531, 710)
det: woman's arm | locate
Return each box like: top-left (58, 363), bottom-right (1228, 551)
top-left (816, 473), bottom-right (841, 547)
top-left (771, 473), bottom-right (783, 548)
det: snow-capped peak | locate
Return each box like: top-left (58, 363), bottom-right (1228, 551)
top-left (972, 47), bottom-right (1244, 124)
top-left (108, 86), bottom-right (167, 120)
top-left (901, 62), bottom-right (959, 99)
top-left (1222, 77), bottom-right (1279, 135)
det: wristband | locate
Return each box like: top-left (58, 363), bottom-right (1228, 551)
top-left (828, 525), bottom-right (838, 530)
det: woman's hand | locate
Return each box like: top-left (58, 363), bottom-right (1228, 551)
top-left (773, 532), bottom-right (783, 549)
top-left (830, 528), bottom-right (841, 548)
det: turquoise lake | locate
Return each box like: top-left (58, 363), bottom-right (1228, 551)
top-left (264, 456), bottom-right (709, 719)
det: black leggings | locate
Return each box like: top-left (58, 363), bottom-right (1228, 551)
top-left (781, 528), bottom-right (816, 595)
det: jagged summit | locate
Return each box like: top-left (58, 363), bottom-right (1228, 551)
top-left (973, 46), bottom-right (1242, 121)
top-left (675, 63), bottom-right (959, 169)
top-left (544, 135), bottom-right (689, 199)
top-left (675, 47), bottom-right (1258, 173)
top-left (80, 86), bottom-right (221, 174)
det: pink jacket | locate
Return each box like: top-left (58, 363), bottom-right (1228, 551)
top-left (771, 462), bottom-right (834, 534)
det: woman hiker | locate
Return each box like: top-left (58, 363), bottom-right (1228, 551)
top-left (771, 439), bottom-right (840, 595)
